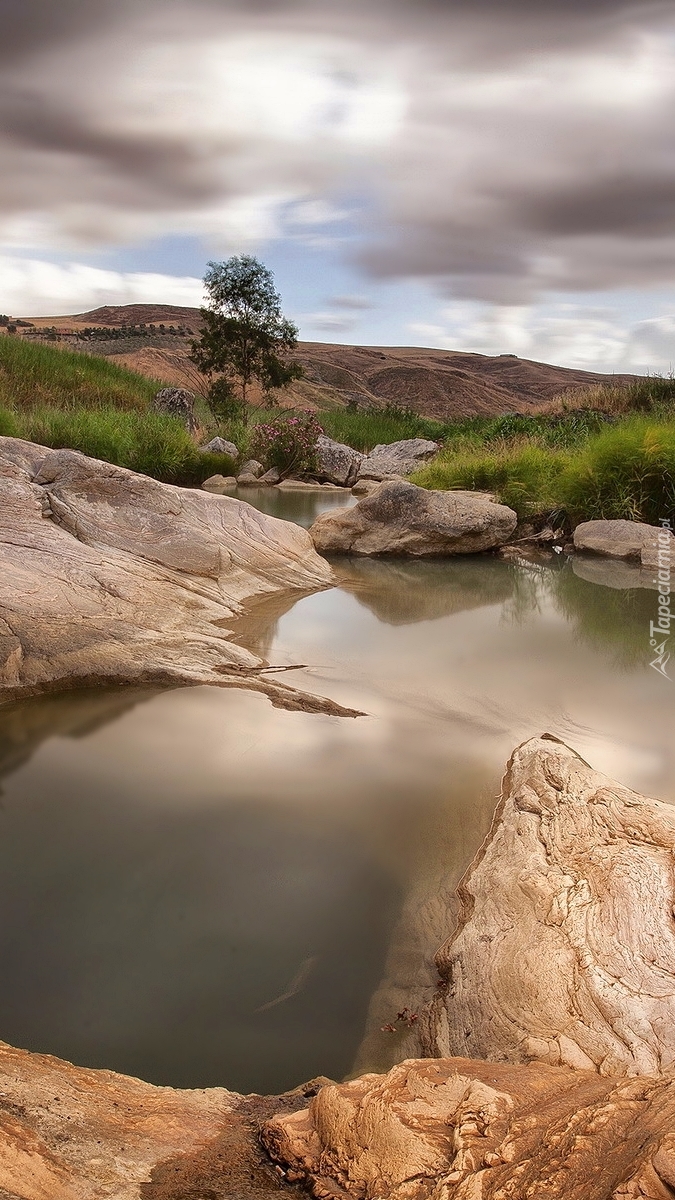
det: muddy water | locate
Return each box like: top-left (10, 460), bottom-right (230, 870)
top-left (0, 490), bottom-right (673, 1094)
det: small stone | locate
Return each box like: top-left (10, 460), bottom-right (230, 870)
top-left (201, 475), bottom-right (237, 494)
top-left (238, 459), bottom-right (264, 479)
top-left (258, 467), bottom-right (282, 485)
top-left (200, 437), bottom-right (239, 459)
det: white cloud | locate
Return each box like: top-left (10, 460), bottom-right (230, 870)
top-left (0, 257), bottom-right (203, 317)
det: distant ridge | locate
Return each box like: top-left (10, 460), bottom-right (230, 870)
top-left (21, 303), bottom-right (635, 418)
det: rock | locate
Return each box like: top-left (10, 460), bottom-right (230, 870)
top-left (358, 438), bottom-right (439, 481)
top-left (262, 1055), bottom-right (675, 1200)
top-left (0, 1039), bottom-right (310, 1199)
top-left (153, 387), bottom-right (198, 434)
top-left (422, 735), bottom-right (675, 1077)
top-left (200, 436), bottom-right (239, 459)
top-left (572, 555), bottom-right (660, 590)
top-left (258, 466), bottom-right (282, 485)
top-left (309, 480), bottom-right (517, 557)
top-left (239, 459), bottom-right (264, 479)
top-left (352, 478), bottom-right (387, 497)
top-left (0, 437), bottom-right (365, 718)
top-left (201, 474), bottom-right (237, 493)
top-left (574, 518), bottom-right (675, 567)
top-left (315, 435), bottom-right (363, 487)
top-left (276, 479), bottom-right (325, 490)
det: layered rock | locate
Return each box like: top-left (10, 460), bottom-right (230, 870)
top-left (309, 481), bottom-right (517, 557)
top-left (315, 435), bottom-right (364, 487)
top-left (574, 518), bottom-right (675, 569)
top-left (358, 438), bottom-right (439, 481)
top-left (262, 1056), bottom-right (675, 1200)
top-left (423, 735), bottom-right (675, 1076)
top-left (0, 437), bottom-right (359, 715)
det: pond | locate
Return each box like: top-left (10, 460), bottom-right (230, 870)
top-left (0, 488), bottom-right (673, 1095)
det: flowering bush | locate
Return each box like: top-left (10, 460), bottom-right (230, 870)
top-left (249, 411), bottom-right (324, 477)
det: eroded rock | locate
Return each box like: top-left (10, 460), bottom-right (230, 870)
top-left (358, 438), bottom-right (439, 481)
top-left (423, 735), bottom-right (675, 1077)
top-left (0, 437), bottom-right (359, 716)
top-left (262, 1056), bottom-right (675, 1200)
top-left (309, 481), bottom-right (517, 557)
top-left (153, 387), bottom-right (198, 433)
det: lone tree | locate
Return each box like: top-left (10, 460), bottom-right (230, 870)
top-left (191, 256), bottom-right (302, 419)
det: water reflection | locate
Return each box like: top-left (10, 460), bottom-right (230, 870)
top-left (0, 544), bottom-right (673, 1092)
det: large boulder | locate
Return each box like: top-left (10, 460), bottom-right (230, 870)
top-left (0, 437), bottom-right (361, 717)
top-left (152, 387), bottom-right (198, 434)
top-left (309, 480), bottom-right (517, 557)
top-left (315, 435), bottom-right (363, 487)
top-left (262, 1056), bottom-right (675, 1200)
top-left (422, 735), bottom-right (675, 1077)
top-left (358, 438), bottom-right (438, 481)
top-left (574, 518), bottom-right (675, 568)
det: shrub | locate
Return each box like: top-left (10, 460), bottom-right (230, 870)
top-left (249, 412), bottom-right (324, 476)
top-left (558, 417), bottom-right (675, 523)
top-left (207, 376), bottom-right (247, 423)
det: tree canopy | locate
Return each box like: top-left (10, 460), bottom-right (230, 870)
top-left (191, 256), bottom-right (302, 414)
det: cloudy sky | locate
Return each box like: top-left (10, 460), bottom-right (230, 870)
top-left (2, 0), bottom-right (675, 371)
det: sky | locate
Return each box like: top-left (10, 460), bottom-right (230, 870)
top-left (2, 0), bottom-right (675, 372)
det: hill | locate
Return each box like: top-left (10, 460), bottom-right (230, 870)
top-left (18, 304), bottom-right (635, 418)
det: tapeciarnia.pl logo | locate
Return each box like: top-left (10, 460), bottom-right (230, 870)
top-left (650, 518), bottom-right (673, 679)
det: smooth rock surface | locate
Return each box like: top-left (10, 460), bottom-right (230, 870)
top-left (152, 387), bottom-right (198, 433)
top-left (574, 518), bottom-right (675, 567)
top-left (358, 438), bottom-right (439, 481)
top-left (200, 436), bottom-right (239, 459)
top-left (201, 473), bottom-right (237, 493)
top-left (262, 1055), bottom-right (675, 1200)
top-left (315, 435), bottom-right (363, 487)
top-left (422, 735), bottom-right (675, 1077)
top-left (0, 437), bottom-right (356, 715)
top-left (309, 481), bottom-right (517, 557)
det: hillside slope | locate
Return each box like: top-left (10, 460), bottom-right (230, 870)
top-left (20, 304), bottom-right (635, 418)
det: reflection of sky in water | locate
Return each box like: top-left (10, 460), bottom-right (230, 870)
top-left (0, 556), bottom-right (673, 1092)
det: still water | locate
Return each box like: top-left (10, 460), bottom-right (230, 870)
top-left (0, 489), bottom-right (673, 1094)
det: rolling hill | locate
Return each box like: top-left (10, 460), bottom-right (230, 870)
top-left (18, 304), bottom-right (635, 419)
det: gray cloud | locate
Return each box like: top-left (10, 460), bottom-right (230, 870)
top-left (1, 0), bottom-right (675, 300)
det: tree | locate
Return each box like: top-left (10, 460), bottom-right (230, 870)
top-left (191, 256), bottom-right (302, 418)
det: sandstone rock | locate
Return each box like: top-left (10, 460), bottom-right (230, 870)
top-left (201, 473), bottom-right (237, 493)
top-left (259, 466), bottom-right (282, 485)
top-left (262, 1055), bottom-right (675, 1200)
top-left (422, 735), bottom-right (675, 1077)
top-left (0, 437), bottom-right (363, 717)
top-left (200, 436), bottom-right (239, 459)
top-left (358, 438), bottom-right (438, 481)
top-left (153, 386), bottom-right (198, 434)
top-left (352, 478), bottom-right (387, 497)
top-left (574, 518), bottom-right (675, 567)
top-left (315, 435), bottom-right (363, 487)
top-left (309, 481), bottom-right (517, 557)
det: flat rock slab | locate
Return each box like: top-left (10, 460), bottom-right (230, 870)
top-left (422, 735), bottom-right (675, 1077)
top-left (262, 1055), bottom-right (675, 1200)
top-left (0, 437), bottom-right (358, 715)
top-left (309, 480), bottom-right (517, 557)
top-left (574, 518), bottom-right (675, 568)
top-left (358, 438), bottom-right (439, 481)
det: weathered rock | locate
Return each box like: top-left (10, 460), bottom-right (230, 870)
top-left (574, 518), bottom-right (675, 568)
top-left (358, 438), bottom-right (439, 481)
top-left (200, 436), bottom-right (239, 459)
top-left (0, 1039), bottom-right (312, 1199)
top-left (0, 437), bottom-right (363, 717)
top-left (262, 1055), bottom-right (675, 1200)
top-left (259, 466), bottom-right (282, 485)
top-left (423, 735), bottom-right (675, 1077)
top-left (201, 473), bottom-right (237, 493)
top-left (238, 459), bottom-right (265, 479)
top-left (315, 435), bottom-right (363, 487)
top-left (309, 481), bottom-right (517, 557)
top-left (352, 478), bottom-right (388, 497)
top-left (153, 387), bottom-right (198, 434)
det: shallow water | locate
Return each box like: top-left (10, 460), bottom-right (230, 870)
top-left (1, 489), bottom-right (673, 1093)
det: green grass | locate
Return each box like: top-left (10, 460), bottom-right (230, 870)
top-left (412, 442), bottom-right (570, 518)
top-left (0, 335), bottom-right (159, 411)
top-left (318, 406), bottom-right (446, 451)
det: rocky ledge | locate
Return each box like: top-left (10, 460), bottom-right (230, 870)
top-left (0, 437), bottom-right (361, 715)
top-left (309, 480), bottom-right (517, 557)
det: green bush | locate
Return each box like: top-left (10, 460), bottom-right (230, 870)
top-left (558, 417), bottom-right (675, 523)
top-left (412, 442), bottom-right (569, 517)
